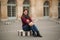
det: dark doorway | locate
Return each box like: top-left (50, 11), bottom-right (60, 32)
top-left (44, 1), bottom-right (49, 17)
top-left (58, 2), bottom-right (60, 19)
top-left (0, 1), bottom-right (1, 21)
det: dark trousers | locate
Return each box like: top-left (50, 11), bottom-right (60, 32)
top-left (22, 25), bottom-right (39, 34)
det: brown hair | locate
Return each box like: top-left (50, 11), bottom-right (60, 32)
top-left (22, 9), bottom-right (30, 18)
top-left (23, 9), bottom-right (29, 15)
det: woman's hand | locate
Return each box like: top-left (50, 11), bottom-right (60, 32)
top-left (26, 19), bottom-right (30, 23)
top-left (29, 22), bottom-right (34, 26)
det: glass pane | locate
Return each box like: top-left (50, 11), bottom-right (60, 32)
top-left (8, 6), bottom-right (11, 17)
top-left (44, 7), bottom-right (45, 16)
top-left (12, 6), bottom-right (16, 17)
top-left (47, 7), bottom-right (49, 16)
top-left (8, 5), bottom-right (16, 17)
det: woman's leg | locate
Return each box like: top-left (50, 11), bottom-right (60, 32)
top-left (30, 25), bottom-right (38, 32)
top-left (22, 25), bottom-right (31, 31)
top-left (30, 25), bottom-right (42, 37)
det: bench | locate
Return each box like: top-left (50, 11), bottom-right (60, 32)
top-left (17, 30), bottom-right (32, 36)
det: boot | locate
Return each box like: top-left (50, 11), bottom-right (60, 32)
top-left (32, 31), bottom-right (37, 37)
top-left (37, 31), bottom-right (42, 37)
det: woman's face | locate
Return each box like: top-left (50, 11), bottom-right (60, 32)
top-left (24, 10), bottom-right (28, 15)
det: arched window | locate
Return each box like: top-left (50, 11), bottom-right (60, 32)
top-left (7, 0), bottom-right (16, 4)
top-left (7, 0), bottom-right (16, 19)
top-left (58, 2), bottom-right (60, 18)
top-left (44, 1), bottom-right (49, 17)
top-left (23, 0), bottom-right (30, 14)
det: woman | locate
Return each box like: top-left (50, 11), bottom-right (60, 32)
top-left (21, 9), bottom-right (42, 37)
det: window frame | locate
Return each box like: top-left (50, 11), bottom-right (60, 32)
top-left (7, 0), bottom-right (16, 19)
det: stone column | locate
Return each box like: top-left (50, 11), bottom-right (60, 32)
top-left (1, 0), bottom-right (8, 21)
top-left (16, 0), bottom-right (24, 20)
top-left (35, 0), bottom-right (43, 18)
top-left (30, 0), bottom-right (36, 18)
top-left (50, 0), bottom-right (58, 19)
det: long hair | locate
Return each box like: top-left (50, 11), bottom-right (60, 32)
top-left (22, 9), bottom-right (30, 19)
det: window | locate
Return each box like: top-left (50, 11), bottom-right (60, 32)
top-left (7, 0), bottom-right (16, 18)
top-left (23, 0), bottom-right (30, 14)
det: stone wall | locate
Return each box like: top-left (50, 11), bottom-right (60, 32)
top-left (1, 0), bottom-right (8, 21)
top-left (0, 0), bottom-right (59, 21)
top-left (50, 0), bottom-right (58, 18)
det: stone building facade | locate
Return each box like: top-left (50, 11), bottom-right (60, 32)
top-left (0, 0), bottom-right (60, 21)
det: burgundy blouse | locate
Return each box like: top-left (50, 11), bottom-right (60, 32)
top-left (21, 16), bottom-right (32, 26)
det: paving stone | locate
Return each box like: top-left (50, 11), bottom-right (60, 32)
top-left (0, 19), bottom-right (60, 40)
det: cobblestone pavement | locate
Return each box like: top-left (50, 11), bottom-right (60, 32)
top-left (0, 19), bottom-right (60, 40)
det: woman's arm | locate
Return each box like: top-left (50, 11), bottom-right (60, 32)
top-left (21, 16), bottom-right (29, 24)
top-left (29, 17), bottom-right (32, 22)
